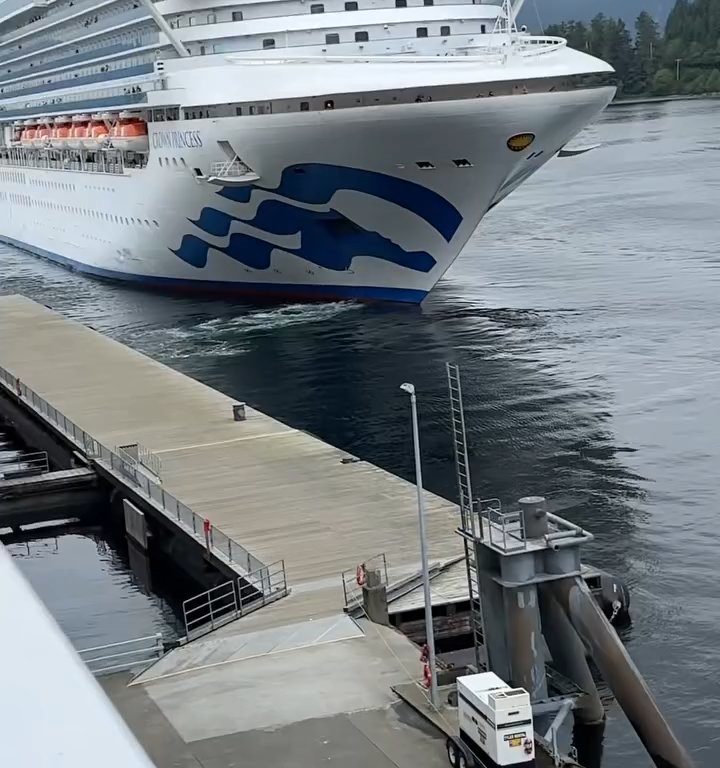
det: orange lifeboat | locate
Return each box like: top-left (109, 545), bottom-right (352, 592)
top-left (67, 114), bottom-right (90, 150)
top-left (21, 120), bottom-right (38, 148)
top-left (51, 115), bottom-right (71, 147)
top-left (83, 113), bottom-right (110, 151)
top-left (34, 119), bottom-right (53, 149)
top-left (112, 111), bottom-right (148, 152)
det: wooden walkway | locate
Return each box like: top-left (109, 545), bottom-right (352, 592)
top-left (0, 295), bottom-right (461, 621)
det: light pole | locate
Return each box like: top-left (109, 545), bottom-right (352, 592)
top-left (400, 382), bottom-right (439, 709)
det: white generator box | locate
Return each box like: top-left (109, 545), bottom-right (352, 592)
top-left (457, 672), bottom-right (535, 766)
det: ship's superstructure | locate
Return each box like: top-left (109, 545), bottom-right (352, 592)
top-left (0, 0), bottom-right (615, 301)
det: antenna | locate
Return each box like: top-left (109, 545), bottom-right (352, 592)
top-left (493, 0), bottom-right (518, 38)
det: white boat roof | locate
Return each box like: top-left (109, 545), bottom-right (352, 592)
top-left (155, 45), bottom-right (613, 106)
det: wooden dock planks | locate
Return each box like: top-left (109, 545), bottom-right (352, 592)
top-left (0, 294), bottom-right (461, 615)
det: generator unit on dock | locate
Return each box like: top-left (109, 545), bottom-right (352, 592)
top-left (448, 672), bottom-right (535, 768)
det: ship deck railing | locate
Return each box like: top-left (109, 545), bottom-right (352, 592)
top-left (226, 36), bottom-right (566, 67)
top-left (0, 147), bottom-right (147, 175)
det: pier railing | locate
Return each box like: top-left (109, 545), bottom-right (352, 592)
top-left (0, 365), bottom-right (283, 593)
top-left (0, 450), bottom-right (49, 479)
top-left (341, 552), bottom-right (389, 611)
top-left (182, 560), bottom-right (288, 640)
top-left (77, 633), bottom-right (164, 676)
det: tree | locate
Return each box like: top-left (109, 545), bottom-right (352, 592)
top-left (651, 68), bottom-right (677, 94)
top-left (688, 72), bottom-right (708, 92)
top-left (549, 0), bottom-right (720, 98)
top-left (635, 10), bottom-right (662, 90)
top-left (705, 68), bottom-right (720, 91)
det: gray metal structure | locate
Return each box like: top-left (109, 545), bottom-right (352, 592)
top-left (447, 365), bottom-right (694, 768)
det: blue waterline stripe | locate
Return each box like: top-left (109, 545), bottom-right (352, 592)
top-left (0, 236), bottom-right (428, 304)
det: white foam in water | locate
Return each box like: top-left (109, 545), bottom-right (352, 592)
top-left (132, 302), bottom-right (362, 360)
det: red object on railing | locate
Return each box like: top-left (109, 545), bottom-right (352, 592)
top-left (203, 518), bottom-right (211, 551)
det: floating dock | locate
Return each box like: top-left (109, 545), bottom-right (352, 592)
top-left (0, 294), bottom-right (461, 619)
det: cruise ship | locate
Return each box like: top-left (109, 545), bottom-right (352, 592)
top-left (0, 0), bottom-right (614, 302)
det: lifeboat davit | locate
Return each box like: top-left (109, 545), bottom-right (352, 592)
top-left (10, 122), bottom-right (23, 147)
top-left (111, 111), bottom-right (148, 152)
top-left (67, 114), bottom-right (90, 150)
top-left (21, 120), bottom-right (38, 148)
top-left (34, 119), bottom-right (53, 149)
top-left (51, 115), bottom-right (71, 148)
top-left (83, 113), bottom-right (110, 151)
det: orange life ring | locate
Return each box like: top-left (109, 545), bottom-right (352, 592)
top-left (356, 564), bottom-right (366, 586)
top-left (423, 662), bottom-right (432, 688)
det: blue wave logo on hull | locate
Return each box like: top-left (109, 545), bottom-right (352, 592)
top-left (171, 163), bottom-right (462, 274)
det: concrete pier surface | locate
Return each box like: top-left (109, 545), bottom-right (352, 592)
top-left (111, 616), bottom-right (449, 768)
top-left (0, 294), bottom-right (461, 615)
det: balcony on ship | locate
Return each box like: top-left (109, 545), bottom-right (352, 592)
top-left (194, 156), bottom-right (260, 187)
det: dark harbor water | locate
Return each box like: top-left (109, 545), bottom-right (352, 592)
top-left (1, 99), bottom-right (719, 767)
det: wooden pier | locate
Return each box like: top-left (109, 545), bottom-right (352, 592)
top-left (0, 294), bottom-right (461, 624)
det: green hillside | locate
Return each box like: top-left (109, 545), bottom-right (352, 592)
top-left (545, 0), bottom-right (720, 97)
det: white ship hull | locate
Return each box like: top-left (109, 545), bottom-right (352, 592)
top-left (0, 87), bottom-right (613, 302)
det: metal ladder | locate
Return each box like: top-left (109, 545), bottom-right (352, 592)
top-left (446, 362), bottom-right (487, 670)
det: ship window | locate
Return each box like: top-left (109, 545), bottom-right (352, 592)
top-left (262, 38), bottom-right (275, 48)
top-left (236, 106), bottom-right (243, 115)
top-left (325, 33), bottom-right (339, 44)
top-left (310, 3), bottom-right (324, 12)
top-left (199, 45), bottom-right (206, 55)
top-left (300, 101), bottom-right (309, 111)
top-left (453, 158), bottom-right (473, 167)
top-left (207, 12), bottom-right (216, 23)
top-left (416, 27), bottom-right (428, 37)
top-left (416, 161), bottom-right (434, 169)
top-left (232, 10), bottom-right (243, 20)
top-left (395, 0), bottom-right (407, 5)
top-left (355, 30), bottom-right (368, 41)
top-left (441, 25), bottom-right (450, 35)
top-left (345, 1), bottom-right (358, 8)
top-left (481, 23), bottom-right (486, 33)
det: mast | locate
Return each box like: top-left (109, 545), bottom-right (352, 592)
top-left (511, 0), bottom-right (526, 24)
top-left (495, 0), bottom-right (518, 36)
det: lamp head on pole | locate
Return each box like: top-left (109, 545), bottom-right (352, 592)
top-left (400, 382), bottom-right (415, 396)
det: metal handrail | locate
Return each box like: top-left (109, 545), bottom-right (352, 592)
top-left (0, 364), bottom-right (276, 584)
top-left (0, 450), bottom-right (49, 477)
top-left (77, 633), bottom-right (164, 676)
top-left (117, 442), bottom-right (162, 479)
top-left (481, 501), bottom-right (527, 553)
top-left (341, 552), bottom-right (388, 610)
top-left (237, 559), bottom-right (288, 614)
top-left (227, 38), bottom-right (567, 67)
top-left (208, 159), bottom-right (251, 177)
top-left (183, 581), bottom-right (238, 639)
